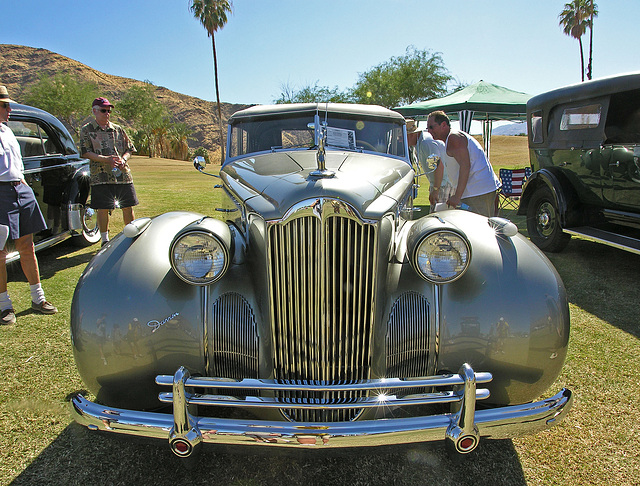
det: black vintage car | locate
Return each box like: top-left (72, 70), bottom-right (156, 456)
top-left (4, 104), bottom-right (99, 261)
top-left (520, 72), bottom-right (640, 254)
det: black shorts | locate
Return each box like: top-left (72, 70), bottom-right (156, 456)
top-left (90, 183), bottom-right (139, 210)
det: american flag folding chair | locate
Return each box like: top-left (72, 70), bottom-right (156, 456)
top-left (498, 167), bottom-right (532, 212)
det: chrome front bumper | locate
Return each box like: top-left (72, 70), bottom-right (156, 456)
top-left (70, 364), bottom-right (572, 457)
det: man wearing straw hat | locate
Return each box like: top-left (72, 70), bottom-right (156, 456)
top-left (0, 86), bottom-right (57, 325)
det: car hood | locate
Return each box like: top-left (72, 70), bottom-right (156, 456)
top-left (221, 150), bottom-right (414, 221)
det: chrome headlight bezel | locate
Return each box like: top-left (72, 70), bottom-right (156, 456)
top-left (411, 230), bottom-right (471, 284)
top-left (170, 230), bottom-right (229, 285)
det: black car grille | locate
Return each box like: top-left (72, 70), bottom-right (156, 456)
top-left (267, 199), bottom-right (377, 422)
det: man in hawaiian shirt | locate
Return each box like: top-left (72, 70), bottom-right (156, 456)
top-left (80, 97), bottom-right (138, 246)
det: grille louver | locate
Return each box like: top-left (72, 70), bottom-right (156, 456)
top-left (267, 199), bottom-right (377, 422)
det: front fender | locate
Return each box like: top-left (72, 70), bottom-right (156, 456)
top-left (71, 212), bottom-right (210, 409)
top-left (391, 210), bottom-right (570, 405)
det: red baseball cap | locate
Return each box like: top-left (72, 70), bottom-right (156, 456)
top-left (92, 97), bottom-right (114, 108)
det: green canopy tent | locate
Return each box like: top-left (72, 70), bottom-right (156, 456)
top-left (394, 80), bottom-right (531, 158)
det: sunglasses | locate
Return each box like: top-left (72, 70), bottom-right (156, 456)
top-left (99, 108), bottom-right (112, 113)
top-left (0, 102), bottom-right (9, 109)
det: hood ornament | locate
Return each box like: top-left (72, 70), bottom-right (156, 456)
top-left (310, 122), bottom-right (335, 179)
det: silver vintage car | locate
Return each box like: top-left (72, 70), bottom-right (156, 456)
top-left (70, 103), bottom-right (572, 459)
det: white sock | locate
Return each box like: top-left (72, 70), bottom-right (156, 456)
top-left (0, 291), bottom-right (13, 311)
top-left (30, 283), bottom-right (46, 304)
top-left (101, 232), bottom-right (109, 243)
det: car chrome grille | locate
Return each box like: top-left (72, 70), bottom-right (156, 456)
top-left (386, 292), bottom-right (431, 396)
top-left (267, 199), bottom-right (377, 422)
top-left (210, 292), bottom-right (259, 380)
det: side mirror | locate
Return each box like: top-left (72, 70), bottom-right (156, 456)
top-left (193, 155), bottom-right (206, 171)
top-left (192, 155), bottom-right (221, 179)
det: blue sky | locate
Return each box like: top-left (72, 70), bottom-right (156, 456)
top-left (3, 0), bottom-right (639, 107)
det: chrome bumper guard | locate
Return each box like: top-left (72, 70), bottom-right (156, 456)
top-left (70, 364), bottom-right (572, 457)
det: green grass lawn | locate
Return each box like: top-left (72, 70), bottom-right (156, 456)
top-left (1, 152), bottom-right (639, 485)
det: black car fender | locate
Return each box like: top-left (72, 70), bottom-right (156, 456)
top-left (66, 160), bottom-right (92, 206)
top-left (519, 168), bottom-right (581, 227)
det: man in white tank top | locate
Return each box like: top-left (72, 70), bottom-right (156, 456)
top-left (426, 110), bottom-right (500, 216)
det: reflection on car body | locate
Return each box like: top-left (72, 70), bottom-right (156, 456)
top-left (70, 103), bottom-right (572, 460)
top-left (4, 104), bottom-right (99, 262)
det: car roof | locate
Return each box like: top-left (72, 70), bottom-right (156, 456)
top-left (9, 103), bottom-right (65, 125)
top-left (230, 103), bottom-right (407, 123)
top-left (8, 103), bottom-right (79, 155)
top-left (527, 72), bottom-right (640, 114)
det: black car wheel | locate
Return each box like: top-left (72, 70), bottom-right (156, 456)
top-left (72, 205), bottom-right (100, 247)
top-left (526, 186), bottom-right (571, 252)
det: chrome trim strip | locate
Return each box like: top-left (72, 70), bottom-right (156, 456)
top-left (202, 286), bottom-right (210, 376)
top-left (157, 390), bottom-right (491, 409)
top-left (70, 387), bottom-right (572, 448)
top-left (154, 372), bottom-right (493, 391)
top-left (432, 284), bottom-right (441, 374)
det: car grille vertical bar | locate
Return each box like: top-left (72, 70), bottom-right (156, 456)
top-left (210, 292), bottom-right (259, 380)
top-left (386, 291), bottom-right (431, 396)
top-left (267, 199), bottom-right (377, 422)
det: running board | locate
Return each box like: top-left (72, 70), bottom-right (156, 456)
top-left (564, 226), bottom-right (640, 255)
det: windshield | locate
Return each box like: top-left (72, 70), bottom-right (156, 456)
top-left (228, 111), bottom-right (407, 159)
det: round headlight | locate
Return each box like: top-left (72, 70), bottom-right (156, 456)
top-left (170, 231), bottom-right (228, 284)
top-left (413, 231), bottom-right (470, 283)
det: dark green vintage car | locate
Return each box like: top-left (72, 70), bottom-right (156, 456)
top-left (520, 72), bottom-right (640, 253)
top-left (70, 103), bottom-right (571, 460)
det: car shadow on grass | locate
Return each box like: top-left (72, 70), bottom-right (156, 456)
top-left (11, 422), bottom-right (528, 486)
top-left (542, 237), bottom-right (640, 339)
top-left (7, 239), bottom-right (98, 282)
top-left (9, 423), bottom-right (528, 486)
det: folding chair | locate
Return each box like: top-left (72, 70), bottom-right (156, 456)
top-left (498, 167), bottom-right (531, 212)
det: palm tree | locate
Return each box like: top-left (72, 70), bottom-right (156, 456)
top-left (585, 0), bottom-right (599, 80)
top-left (559, 0), bottom-right (598, 82)
top-left (190, 0), bottom-right (233, 163)
top-left (169, 123), bottom-right (193, 160)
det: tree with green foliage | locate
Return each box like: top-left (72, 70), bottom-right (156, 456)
top-left (559, 0), bottom-right (598, 81)
top-left (118, 83), bottom-right (168, 157)
top-left (22, 73), bottom-right (98, 137)
top-left (190, 0), bottom-right (233, 163)
top-left (189, 146), bottom-right (211, 165)
top-left (274, 81), bottom-right (352, 104)
top-left (350, 46), bottom-right (451, 108)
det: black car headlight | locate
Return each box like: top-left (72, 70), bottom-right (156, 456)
top-left (412, 230), bottom-right (470, 283)
top-left (170, 231), bottom-right (228, 285)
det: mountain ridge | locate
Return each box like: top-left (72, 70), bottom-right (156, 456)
top-left (0, 44), bottom-right (250, 154)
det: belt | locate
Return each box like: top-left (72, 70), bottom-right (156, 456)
top-left (0, 181), bottom-right (21, 186)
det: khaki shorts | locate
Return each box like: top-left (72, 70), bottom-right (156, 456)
top-left (462, 191), bottom-right (498, 217)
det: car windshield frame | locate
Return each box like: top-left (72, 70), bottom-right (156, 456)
top-left (226, 109), bottom-right (408, 165)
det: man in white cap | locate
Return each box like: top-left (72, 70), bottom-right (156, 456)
top-left (0, 86), bottom-right (58, 325)
top-left (406, 118), bottom-right (454, 211)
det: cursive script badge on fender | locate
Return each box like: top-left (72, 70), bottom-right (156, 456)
top-left (147, 312), bottom-right (180, 333)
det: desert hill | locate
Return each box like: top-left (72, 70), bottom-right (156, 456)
top-left (0, 44), bottom-right (250, 154)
